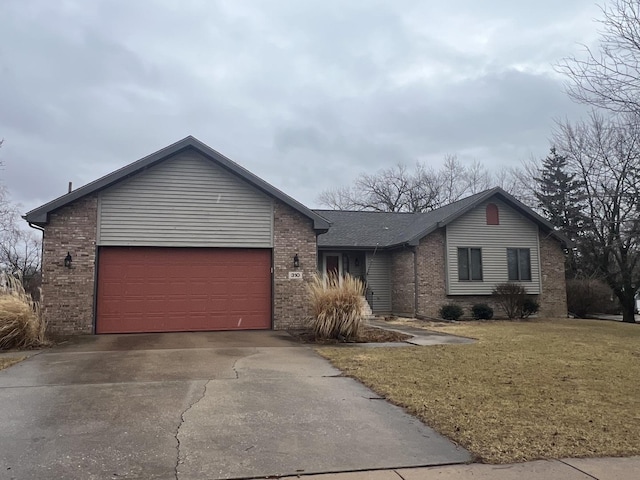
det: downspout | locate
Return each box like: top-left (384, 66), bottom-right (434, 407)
top-left (27, 222), bottom-right (45, 270)
top-left (412, 245), bottom-right (419, 317)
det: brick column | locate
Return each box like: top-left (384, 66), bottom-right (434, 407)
top-left (41, 195), bottom-right (98, 335)
top-left (273, 202), bottom-right (318, 329)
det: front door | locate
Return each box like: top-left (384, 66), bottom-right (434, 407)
top-left (326, 255), bottom-right (340, 276)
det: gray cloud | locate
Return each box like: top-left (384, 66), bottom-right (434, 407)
top-left (0, 0), bottom-right (599, 214)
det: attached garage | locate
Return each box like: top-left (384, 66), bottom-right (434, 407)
top-left (96, 247), bottom-right (272, 333)
top-left (24, 136), bottom-right (330, 336)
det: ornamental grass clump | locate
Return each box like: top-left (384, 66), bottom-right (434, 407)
top-left (0, 273), bottom-right (46, 350)
top-left (308, 272), bottom-right (365, 340)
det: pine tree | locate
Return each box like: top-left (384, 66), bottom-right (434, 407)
top-left (534, 147), bottom-right (585, 277)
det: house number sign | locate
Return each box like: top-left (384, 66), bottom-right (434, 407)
top-left (288, 271), bottom-right (303, 279)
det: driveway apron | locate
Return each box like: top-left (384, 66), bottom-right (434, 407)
top-left (0, 331), bottom-right (470, 479)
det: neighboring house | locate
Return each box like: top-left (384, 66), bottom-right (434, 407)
top-left (24, 137), bottom-right (569, 336)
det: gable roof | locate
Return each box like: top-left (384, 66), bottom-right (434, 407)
top-left (24, 136), bottom-right (330, 231)
top-left (314, 187), bottom-right (572, 248)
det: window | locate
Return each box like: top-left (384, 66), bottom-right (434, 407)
top-left (458, 247), bottom-right (483, 281)
top-left (486, 203), bottom-right (499, 225)
top-left (507, 248), bottom-right (531, 281)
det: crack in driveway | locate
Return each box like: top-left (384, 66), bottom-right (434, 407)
top-left (174, 380), bottom-right (210, 480)
top-left (173, 350), bottom-right (258, 479)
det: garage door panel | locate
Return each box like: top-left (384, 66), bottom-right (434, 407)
top-left (96, 247), bottom-right (272, 333)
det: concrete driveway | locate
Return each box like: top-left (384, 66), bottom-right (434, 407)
top-left (0, 331), bottom-right (470, 479)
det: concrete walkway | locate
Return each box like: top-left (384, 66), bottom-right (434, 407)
top-left (367, 318), bottom-right (476, 346)
top-left (279, 456), bottom-right (640, 479)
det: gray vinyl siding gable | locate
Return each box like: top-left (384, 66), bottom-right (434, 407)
top-left (365, 251), bottom-right (392, 313)
top-left (446, 199), bottom-right (541, 295)
top-left (98, 151), bottom-right (273, 247)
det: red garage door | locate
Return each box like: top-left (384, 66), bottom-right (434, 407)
top-left (96, 247), bottom-right (272, 333)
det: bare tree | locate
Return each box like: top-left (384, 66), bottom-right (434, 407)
top-left (406, 163), bottom-right (442, 212)
top-left (556, 0), bottom-right (640, 114)
top-left (499, 159), bottom-right (541, 207)
top-left (0, 140), bottom-right (42, 294)
top-left (438, 155), bottom-right (467, 205)
top-left (554, 111), bottom-right (640, 323)
top-left (356, 164), bottom-right (413, 212)
top-left (318, 163), bottom-right (442, 212)
top-left (317, 156), bottom-right (506, 212)
top-left (317, 185), bottom-right (360, 210)
top-left (463, 160), bottom-right (493, 194)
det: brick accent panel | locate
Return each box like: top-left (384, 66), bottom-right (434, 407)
top-left (538, 233), bottom-right (568, 317)
top-left (390, 248), bottom-right (415, 316)
top-left (415, 229), bottom-right (448, 318)
top-left (42, 195), bottom-right (98, 335)
top-left (273, 202), bottom-right (318, 329)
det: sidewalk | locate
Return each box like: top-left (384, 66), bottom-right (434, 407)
top-left (367, 318), bottom-right (475, 345)
top-left (280, 456), bottom-right (640, 479)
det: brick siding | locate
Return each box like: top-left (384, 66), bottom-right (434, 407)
top-left (272, 202), bottom-right (318, 329)
top-left (41, 195), bottom-right (98, 336)
top-left (538, 232), bottom-right (568, 317)
top-left (415, 230), bottom-right (448, 319)
top-left (390, 247), bottom-right (415, 316)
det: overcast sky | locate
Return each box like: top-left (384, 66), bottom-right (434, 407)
top-left (1, 0), bottom-right (601, 215)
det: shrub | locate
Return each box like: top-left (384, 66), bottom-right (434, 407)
top-left (0, 274), bottom-right (45, 350)
top-left (307, 273), bottom-right (365, 340)
top-left (492, 282), bottom-right (526, 319)
top-left (439, 303), bottom-right (463, 321)
top-left (521, 298), bottom-right (539, 318)
top-left (471, 303), bottom-right (494, 320)
top-left (566, 278), bottom-right (616, 318)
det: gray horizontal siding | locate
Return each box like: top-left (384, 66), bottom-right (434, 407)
top-left (98, 151), bottom-right (273, 247)
top-left (446, 199), bottom-right (541, 295)
top-left (366, 251), bottom-right (391, 312)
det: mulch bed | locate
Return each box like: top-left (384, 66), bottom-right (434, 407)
top-left (288, 326), bottom-right (411, 344)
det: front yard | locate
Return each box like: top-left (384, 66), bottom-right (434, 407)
top-left (318, 318), bottom-right (640, 464)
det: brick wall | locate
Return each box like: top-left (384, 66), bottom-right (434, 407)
top-left (42, 195), bottom-right (98, 336)
top-left (273, 202), bottom-right (318, 329)
top-left (538, 232), bottom-right (568, 317)
top-left (390, 247), bottom-right (415, 316)
top-left (415, 229), bottom-right (448, 318)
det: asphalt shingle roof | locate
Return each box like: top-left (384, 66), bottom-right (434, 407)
top-left (314, 188), bottom-right (572, 249)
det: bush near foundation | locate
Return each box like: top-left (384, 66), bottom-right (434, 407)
top-left (439, 303), bottom-right (463, 321)
top-left (471, 303), bottom-right (494, 320)
top-left (492, 283), bottom-right (526, 319)
top-left (521, 298), bottom-right (540, 318)
top-left (308, 273), bottom-right (365, 340)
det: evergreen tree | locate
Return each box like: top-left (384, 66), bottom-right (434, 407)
top-left (534, 147), bottom-right (586, 277)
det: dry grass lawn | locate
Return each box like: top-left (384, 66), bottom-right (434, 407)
top-left (0, 356), bottom-right (25, 371)
top-left (318, 318), bottom-right (640, 464)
